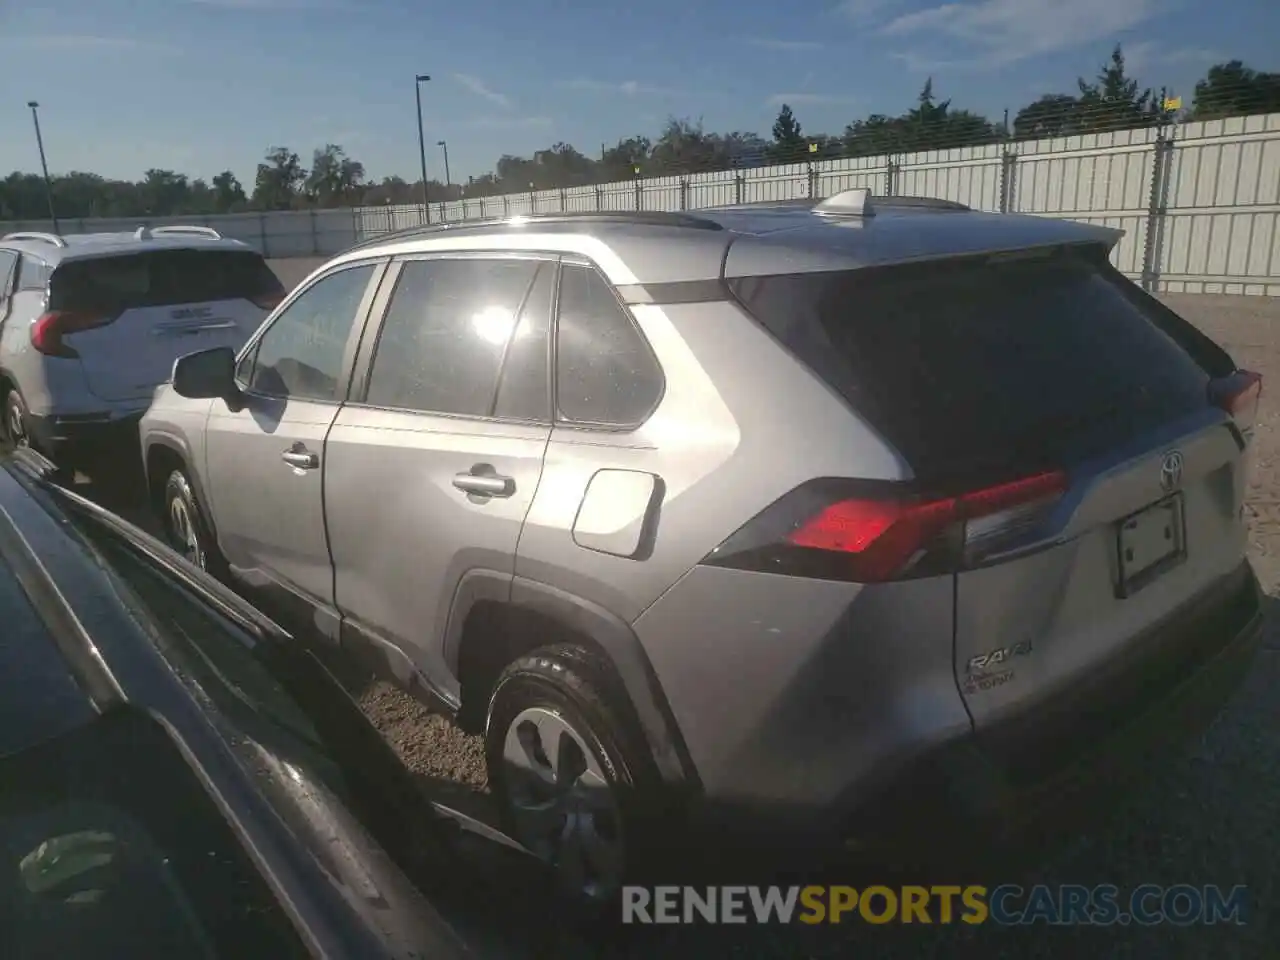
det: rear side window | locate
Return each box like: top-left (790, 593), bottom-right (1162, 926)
top-left (729, 249), bottom-right (1213, 482)
top-left (0, 251), bottom-right (16, 295)
top-left (365, 257), bottom-right (541, 417)
top-left (48, 250), bottom-right (282, 313)
top-left (16, 255), bottom-right (51, 292)
top-left (555, 263), bottom-right (663, 427)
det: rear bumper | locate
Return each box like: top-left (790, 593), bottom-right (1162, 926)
top-left (671, 560), bottom-right (1263, 867)
top-left (841, 560), bottom-right (1264, 863)
top-left (26, 411), bottom-right (144, 466)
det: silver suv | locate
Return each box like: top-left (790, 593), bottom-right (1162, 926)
top-left (139, 192), bottom-right (1266, 898)
top-left (0, 227), bottom-right (283, 474)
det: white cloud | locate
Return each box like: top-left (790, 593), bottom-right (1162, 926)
top-left (837, 0), bottom-right (895, 20)
top-left (186, 0), bottom-right (345, 8)
top-left (453, 73), bottom-right (513, 109)
top-left (1122, 40), bottom-right (1222, 78)
top-left (882, 0), bottom-right (1158, 66)
top-left (558, 78), bottom-right (682, 96)
top-left (465, 116), bottom-right (552, 130)
top-left (766, 92), bottom-right (859, 107)
top-left (1, 34), bottom-right (177, 51)
top-left (743, 37), bottom-right (824, 51)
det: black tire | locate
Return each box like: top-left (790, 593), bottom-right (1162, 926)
top-left (484, 644), bottom-right (665, 905)
top-left (162, 468), bottom-right (225, 577)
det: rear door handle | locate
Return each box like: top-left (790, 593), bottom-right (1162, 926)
top-left (452, 470), bottom-right (515, 498)
top-left (282, 448), bottom-right (319, 470)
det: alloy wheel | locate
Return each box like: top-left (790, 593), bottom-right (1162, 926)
top-left (500, 706), bottom-right (625, 900)
top-left (167, 495), bottom-right (206, 569)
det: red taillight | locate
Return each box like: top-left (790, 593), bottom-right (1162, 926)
top-left (785, 471), bottom-right (1066, 581)
top-left (1210, 369), bottom-right (1262, 433)
top-left (250, 289), bottom-right (284, 311)
top-left (707, 470), bottom-right (1067, 583)
top-left (30, 310), bottom-right (112, 358)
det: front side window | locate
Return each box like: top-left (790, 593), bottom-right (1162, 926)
top-left (365, 257), bottom-right (541, 417)
top-left (246, 264), bottom-right (375, 402)
top-left (555, 263), bottom-right (663, 428)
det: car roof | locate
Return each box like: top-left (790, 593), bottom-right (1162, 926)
top-left (0, 228), bottom-right (255, 266)
top-left (333, 193), bottom-right (1124, 285)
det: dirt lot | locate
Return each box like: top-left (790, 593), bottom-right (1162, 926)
top-left (32, 261), bottom-right (1280, 956)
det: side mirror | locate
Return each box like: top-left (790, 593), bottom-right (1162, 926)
top-left (172, 346), bottom-right (239, 402)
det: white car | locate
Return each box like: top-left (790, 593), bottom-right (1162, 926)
top-left (0, 226), bottom-right (283, 473)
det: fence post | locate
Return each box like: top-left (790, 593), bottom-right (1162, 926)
top-left (734, 172), bottom-right (745, 205)
top-left (1141, 129), bottom-right (1176, 293)
top-left (807, 162), bottom-right (818, 199)
top-left (679, 177), bottom-right (690, 211)
top-left (884, 159), bottom-right (899, 197)
top-left (999, 149), bottom-right (1018, 213)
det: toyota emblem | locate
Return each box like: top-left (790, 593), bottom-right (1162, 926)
top-left (1160, 450), bottom-right (1184, 493)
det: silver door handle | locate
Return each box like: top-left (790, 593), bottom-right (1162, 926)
top-left (282, 449), bottom-right (319, 469)
top-left (452, 473), bottom-right (514, 497)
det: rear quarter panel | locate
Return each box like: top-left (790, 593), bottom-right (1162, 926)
top-left (513, 299), bottom-right (911, 623)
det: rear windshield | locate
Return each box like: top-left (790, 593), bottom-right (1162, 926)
top-left (729, 248), bottom-right (1219, 483)
top-left (49, 250), bottom-right (282, 313)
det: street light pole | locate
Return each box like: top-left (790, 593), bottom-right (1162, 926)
top-left (414, 74), bottom-right (431, 224)
top-left (437, 140), bottom-right (452, 193)
top-left (26, 101), bottom-right (60, 234)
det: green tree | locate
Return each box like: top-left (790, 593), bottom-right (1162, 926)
top-left (1193, 61), bottom-right (1280, 119)
top-left (211, 170), bottom-right (247, 213)
top-left (1014, 94), bottom-right (1083, 139)
top-left (1075, 44), bottom-right (1157, 132)
top-left (252, 146), bottom-right (306, 211)
top-left (770, 104), bottom-right (805, 161)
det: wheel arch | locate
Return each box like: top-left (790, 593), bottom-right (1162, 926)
top-left (143, 434), bottom-right (219, 542)
top-left (447, 573), bottom-right (701, 796)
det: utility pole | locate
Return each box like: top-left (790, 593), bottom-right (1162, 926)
top-left (27, 101), bottom-right (59, 234)
top-left (414, 74), bottom-right (431, 223)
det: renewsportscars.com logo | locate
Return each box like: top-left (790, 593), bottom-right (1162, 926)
top-left (621, 884), bottom-right (1249, 926)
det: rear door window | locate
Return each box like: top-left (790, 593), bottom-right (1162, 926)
top-left (48, 250), bottom-right (282, 313)
top-left (364, 257), bottom-right (542, 417)
top-left (729, 248), bottom-right (1212, 482)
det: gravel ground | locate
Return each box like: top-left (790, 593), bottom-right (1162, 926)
top-left (48, 263), bottom-right (1280, 956)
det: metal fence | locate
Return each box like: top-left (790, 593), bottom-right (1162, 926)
top-left (4, 112), bottom-right (1278, 295)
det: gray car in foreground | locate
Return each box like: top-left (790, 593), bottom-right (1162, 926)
top-left (139, 191), bottom-right (1266, 900)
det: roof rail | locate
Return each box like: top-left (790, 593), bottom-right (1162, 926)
top-left (2, 230), bottom-right (68, 248)
top-left (813, 191), bottom-right (972, 218)
top-left (874, 194), bottom-right (971, 211)
top-left (134, 224), bottom-right (223, 241)
top-left (345, 209), bottom-right (722, 253)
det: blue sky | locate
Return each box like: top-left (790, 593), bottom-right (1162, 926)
top-left (1, 0), bottom-right (1276, 186)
